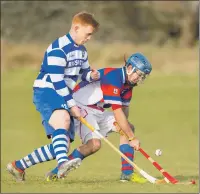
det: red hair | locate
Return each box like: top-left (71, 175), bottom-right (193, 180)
top-left (72, 11), bottom-right (99, 31)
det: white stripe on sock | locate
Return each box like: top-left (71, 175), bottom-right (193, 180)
top-left (53, 140), bottom-right (67, 147)
top-left (54, 146), bottom-right (66, 153)
top-left (24, 156), bottom-right (33, 167)
top-left (58, 158), bottom-right (68, 164)
top-left (44, 145), bottom-right (53, 160)
top-left (31, 152), bottom-right (40, 163)
top-left (20, 159), bottom-right (26, 169)
top-left (52, 134), bottom-right (67, 142)
top-left (38, 148), bottom-right (46, 162)
top-left (56, 153), bottom-right (67, 160)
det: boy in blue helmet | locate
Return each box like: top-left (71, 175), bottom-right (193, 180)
top-left (45, 52), bottom-right (152, 183)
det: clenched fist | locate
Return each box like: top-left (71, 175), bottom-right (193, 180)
top-left (90, 69), bottom-right (100, 80)
top-left (129, 137), bottom-right (140, 151)
top-left (70, 106), bottom-right (81, 119)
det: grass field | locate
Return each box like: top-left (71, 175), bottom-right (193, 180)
top-left (1, 67), bottom-right (199, 193)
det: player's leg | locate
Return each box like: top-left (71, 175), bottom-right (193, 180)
top-left (7, 88), bottom-right (80, 181)
top-left (7, 143), bottom-right (56, 181)
top-left (41, 89), bottom-right (81, 178)
top-left (7, 119), bottom-right (75, 175)
top-left (99, 111), bottom-right (146, 183)
top-left (46, 137), bottom-right (101, 181)
top-left (6, 118), bottom-right (72, 181)
top-left (119, 135), bottom-right (135, 182)
top-left (118, 124), bottom-right (146, 183)
top-left (6, 88), bottom-right (57, 181)
top-left (72, 106), bottom-right (102, 157)
top-left (46, 107), bottom-right (102, 181)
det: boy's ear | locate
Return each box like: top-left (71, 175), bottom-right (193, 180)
top-left (127, 64), bottom-right (132, 71)
top-left (74, 24), bottom-right (80, 32)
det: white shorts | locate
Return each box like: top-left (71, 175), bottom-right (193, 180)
top-left (74, 103), bottom-right (117, 144)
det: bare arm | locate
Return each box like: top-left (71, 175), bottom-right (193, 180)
top-left (122, 106), bottom-right (129, 118)
top-left (113, 108), bottom-right (134, 139)
top-left (114, 107), bottom-right (140, 150)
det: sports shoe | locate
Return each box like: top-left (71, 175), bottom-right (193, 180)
top-left (46, 171), bottom-right (58, 182)
top-left (57, 158), bottom-right (81, 179)
top-left (120, 172), bottom-right (147, 183)
top-left (6, 161), bottom-right (25, 182)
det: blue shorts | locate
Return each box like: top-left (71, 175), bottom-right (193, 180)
top-left (33, 88), bottom-right (75, 142)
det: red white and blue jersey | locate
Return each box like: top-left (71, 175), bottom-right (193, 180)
top-left (73, 67), bottom-right (135, 110)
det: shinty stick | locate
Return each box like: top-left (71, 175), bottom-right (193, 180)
top-left (113, 122), bottom-right (196, 185)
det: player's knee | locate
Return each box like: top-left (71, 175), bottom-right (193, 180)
top-left (49, 109), bottom-right (70, 130)
top-left (87, 139), bottom-right (101, 153)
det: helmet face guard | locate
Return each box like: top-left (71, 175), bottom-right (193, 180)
top-left (134, 68), bottom-right (148, 84)
top-left (126, 66), bottom-right (148, 85)
top-left (125, 53), bottom-right (152, 85)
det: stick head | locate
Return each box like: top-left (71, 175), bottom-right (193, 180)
top-left (157, 179), bottom-right (196, 185)
top-left (174, 179), bottom-right (196, 185)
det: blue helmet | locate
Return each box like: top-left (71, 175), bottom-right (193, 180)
top-left (126, 53), bottom-right (152, 75)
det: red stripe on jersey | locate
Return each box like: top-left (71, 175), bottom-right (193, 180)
top-left (101, 84), bottom-right (121, 97)
top-left (87, 105), bottom-right (104, 112)
top-left (104, 68), bottom-right (116, 75)
top-left (112, 104), bottom-right (122, 110)
top-left (123, 90), bottom-right (132, 100)
top-left (100, 98), bottom-right (104, 103)
top-left (122, 84), bottom-right (130, 89)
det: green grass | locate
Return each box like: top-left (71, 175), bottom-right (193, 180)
top-left (1, 68), bottom-right (199, 193)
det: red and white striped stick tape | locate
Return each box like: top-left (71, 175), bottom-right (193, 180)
top-left (138, 147), bottom-right (178, 184)
top-left (113, 122), bottom-right (196, 185)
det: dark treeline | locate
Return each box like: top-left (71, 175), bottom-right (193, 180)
top-left (1, 1), bottom-right (199, 47)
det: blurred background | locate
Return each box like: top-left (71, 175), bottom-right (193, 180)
top-left (1, 1), bottom-right (199, 193)
top-left (1, 0), bottom-right (199, 72)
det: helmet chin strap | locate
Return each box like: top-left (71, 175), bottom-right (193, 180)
top-left (126, 66), bottom-right (135, 75)
top-left (125, 66), bottom-right (136, 86)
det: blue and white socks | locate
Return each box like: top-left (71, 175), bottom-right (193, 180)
top-left (15, 128), bottom-right (71, 171)
top-left (52, 129), bottom-right (70, 166)
top-left (15, 144), bottom-right (55, 170)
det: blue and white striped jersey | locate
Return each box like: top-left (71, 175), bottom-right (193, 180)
top-left (33, 33), bottom-right (92, 108)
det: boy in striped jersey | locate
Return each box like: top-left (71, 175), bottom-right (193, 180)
top-left (46, 53), bottom-right (152, 183)
top-left (7, 11), bottom-right (100, 181)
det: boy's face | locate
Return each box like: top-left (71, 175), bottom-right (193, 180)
top-left (127, 65), bottom-right (146, 84)
top-left (74, 24), bottom-right (95, 45)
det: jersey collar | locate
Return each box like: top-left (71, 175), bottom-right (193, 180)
top-left (66, 33), bottom-right (79, 46)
